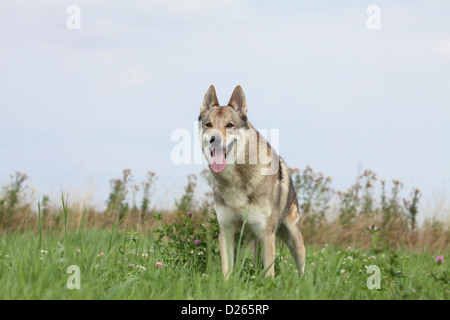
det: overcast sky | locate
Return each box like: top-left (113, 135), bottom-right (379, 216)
top-left (0, 0), bottom-right (449, 219)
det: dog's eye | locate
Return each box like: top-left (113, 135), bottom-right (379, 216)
top-left (226, 123), bottom-right (234, 128)
top-left (205, 122), bottom-right (212, 128)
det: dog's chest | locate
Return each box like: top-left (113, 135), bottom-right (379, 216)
top-left (213, 171), bottom-right (259, 210)
top-left (216, 184), bottom-right (250, 209)
top-left (213, 177), bottom-right (271, 235)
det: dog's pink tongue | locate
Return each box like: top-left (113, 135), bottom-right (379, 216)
top-left (210, 150), bottom-right (226, 173)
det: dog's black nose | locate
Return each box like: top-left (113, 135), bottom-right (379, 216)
top-left (210, 135), bottom-right (221, 144)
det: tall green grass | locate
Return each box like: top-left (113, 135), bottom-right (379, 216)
top-left (0, 168), bottom-right (449, 299)
top-left (0, 223), bottom-right (448, 299)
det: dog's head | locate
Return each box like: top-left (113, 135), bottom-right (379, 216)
top-left (198, 85), bottom-right (250, 174)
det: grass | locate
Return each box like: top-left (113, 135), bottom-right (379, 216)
top-left (0, 168), bottom-right (449, 300)
top-left (0, 227), bottom-right (448, 300)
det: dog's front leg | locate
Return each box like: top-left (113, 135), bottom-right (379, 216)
top-left (262, 232), bottom-right (276, 278)
top-left (218, 227), bottom-right (235, 280)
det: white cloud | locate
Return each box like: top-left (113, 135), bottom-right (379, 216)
top-left (145, 0), bottom-right (242, 16)
top-left (122, 66), bottom-right (146, 87)
top-left (433, 41), bottom-right (450, 54)
top-left (61, 52), bottom-right (85, 75)
top-left (93, 50), bottom-right (112, 61)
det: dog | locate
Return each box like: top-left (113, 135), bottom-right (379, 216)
top-left (198, 85), bottom-right (306, 279)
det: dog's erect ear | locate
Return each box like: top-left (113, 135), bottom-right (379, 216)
top-left (228, 85), bottom-right (247, 116)
top-left (201, 85), bottom-right (219, 113)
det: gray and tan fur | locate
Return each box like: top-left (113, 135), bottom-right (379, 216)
top-left (198, 85), bottom-right (306, 279)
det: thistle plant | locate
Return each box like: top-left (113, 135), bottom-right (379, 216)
top-left (0, 172), bottom-right (30, 228)
top-left (140, 171), bottom-right (157, 221)
top-left (152, 211), bottom-right (220, 272)
top-left (175, 174), bottom-right (197, 218)
top-left (105, 169), bottom-right (132, 221)
top-left (291, 166), bottom-right (334, 227)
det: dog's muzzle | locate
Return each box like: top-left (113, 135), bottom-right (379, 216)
top-left (209, 139), bottom-right (234, 159)
top-left (206, 138), bottom-right (235, 173)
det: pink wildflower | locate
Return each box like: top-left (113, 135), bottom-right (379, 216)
top-left (435, 255), bottom-right (445, 265)
top-left (194, 239), bottom-right (201, 246)
top-left (155, 262), bottom-right (163, 269)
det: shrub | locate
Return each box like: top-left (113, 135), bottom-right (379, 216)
top-left (0, 172), bottom-right (30, 229)
top-left (152, 211), bottom-right (220, 272)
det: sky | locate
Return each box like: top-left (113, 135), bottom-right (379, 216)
top-left (0, 0), bottom-right (449, 221)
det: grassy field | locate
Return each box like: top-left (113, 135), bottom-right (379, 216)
top-left (1, 169), bottom-right (449, 300)
top-left (0, 224), bottom-right (448, 300)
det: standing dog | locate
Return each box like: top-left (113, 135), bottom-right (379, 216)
top-left (198, 85), bottom-right (305, 279)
